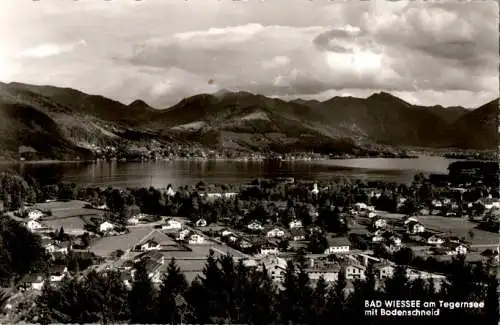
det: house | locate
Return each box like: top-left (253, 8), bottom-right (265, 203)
top-left (311, 183), bottom-right (319, 195)
top-left (261, 255), bottom-right (287, 282)
top-left (247, 220), bottom-right (264, 231)
top-left (431, 200), bottom-right (443, 208)
top-left (427, 235), bottom-right (444, 246)
top-left (354, 202), bottom-right (368, 211)
top-left (372, 235), bottom-right (385, 243)
top-left (407, 221), bottom-right (425, 234)
top-left (306, 267), bottom-right (340, 282)
top-left (45, 243), bottom-right (69, 254)
top-left (372, 217), bottom-right (387, 229)
top-left (162, 218), bottom-right (182, 230)
top-left (195, 218), bottom-right (207, 227)
top-left (188, 233), bottom-right (206, 245)
top-left (220, 228), bottom-right (234, 237)
top-left (21, 274), bottom-right (45, 290)
top-left (121, 272), bottom-right (133, 289)
top-left (288, 219), bottom-right (303, 229)
top-left (260, 245), bottom-right (280, 256)
top-left (266, 227), bottom-right (287, 238)
top-left (368, 211), bottom-right (377, 219)
top-left (166, 185), bottom-right (176, 197)
top-left (133, 260), bottom-right (163, 284)
top-left (96, 203), bottom-right (109, 210)
top-left (25, 220), bottom-right (42, 232)
top-left (290, 228), bottom-right (306, 241)
top-left (28, 209), bottom-right (44, 220)
top-left (49, 265), bottom-right (68, 282)
top-left (140, 239), bottom-right (161, 251)
top-left (345, 263), bottom-right (366, 280)
top-left (238, 238), bottom-right (253, 249)
top-left (127, 216), bottom-right (140, 225)
top-left (374, 262), bottom-right (395, 279)
top-left (176, 229), bottom-right (191, 241)
top-left (403, 216), bottom-right (419, 224)
top-left (389, 235), bottom-right (402, 246)
top-left (99, 221), bottom-right (115, 233)
top-left (446, 242), bottom-right (468, 255)
top-left (324, 237), bottom-right (350, 254)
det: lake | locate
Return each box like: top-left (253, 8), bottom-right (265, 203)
top-left (0, 156), bottom-right (455, 188)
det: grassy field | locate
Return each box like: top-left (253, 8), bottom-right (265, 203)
top-left (379, 212), bottom-right (498, 245)
top-left (32, 200), bottom-right (101, 234)
top-left (89, 227), bottom-right (154, 257)
top-left (416, 216), bottom-right (498, 245)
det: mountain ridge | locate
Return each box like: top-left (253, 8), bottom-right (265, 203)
top-left (0, 81), bottom-right (497, 159)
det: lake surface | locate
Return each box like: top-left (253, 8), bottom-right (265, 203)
top-left (0, 156), bottom-right (455, 188)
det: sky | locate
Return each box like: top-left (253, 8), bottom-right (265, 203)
top-left (0, 0), bottom-right (498, 109)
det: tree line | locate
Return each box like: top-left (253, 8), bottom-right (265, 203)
top-left (26, 251), bottom-right (498, 325)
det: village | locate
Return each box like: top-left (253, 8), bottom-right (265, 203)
top-left (10, 170), bottom-right (499, 296)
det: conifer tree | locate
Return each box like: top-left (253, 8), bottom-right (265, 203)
top-left (129, 261), bottom-right (155, 324)
top-left (156, 258), bottom-right (188, 324)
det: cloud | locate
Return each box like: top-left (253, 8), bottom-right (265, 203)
top-left (19, 40), bottom-right (86, 58)
top-left (0, 0), bottom-right (497, 108)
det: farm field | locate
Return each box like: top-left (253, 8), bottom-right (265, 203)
top-left (380, 212), bottom-right (498, 245)
top-left (32, 200), bottom-right (101, 234)
top-left (89, 227), bottom-right (154, 257)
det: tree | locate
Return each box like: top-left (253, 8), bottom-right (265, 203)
top-left (308, 231), bottom-right (328, 254)
top-left (384, 265), bottom-right (409, 299)
top-left (156, 258), bottom-right (189, 324)
top-left (278, 260), bottom-right (298, 324)
top-left (129, 261), bottom-right (155, 324)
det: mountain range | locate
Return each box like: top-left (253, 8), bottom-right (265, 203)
top-left (0, 81), bottom-right (497, 160)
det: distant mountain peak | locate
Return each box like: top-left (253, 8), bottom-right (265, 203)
top-left (128, 99), bottom-right (151, 108)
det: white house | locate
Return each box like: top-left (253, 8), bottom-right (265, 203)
top-left (368, 211), bottom-right (377, 219)
top-left (324, 237), bottom-right (350, 254)
top-left (260, 246), bottom-right (279, 255)
top-left (432, 200), bottom-right (443, 208)
top-left (389, 235), bottom-right (402, 246)
top-left (407, 221), bottom-right (425, 234)
top-left (96, 204), bottom-right (109, 210)
top-left (220, 228), bottom-right (234, 237)
top-left (311, 183), bottom-right (319, 195)
top-left (24, 274), bottom-right (45, 290)
top-left (288, 219), bottom-right (303, 229)
top-left (127, 216), bottom-right (140, 225)
top-left (99, 221), bottom-right (115, 233)
top-left (176, 229), bottom-right (191, 241)
top-left (266, 227), bottom-right (286, 238)
top-left (403, 216), bottom-right (419, 225)
top-left (188, 233), bottom-right (206, 245)
top-left (354, 202), bottom-right (368, 211)
top-left (261, 255), bottom-right (287, 282)
top-left (374, 263), bottom-right (395, 279)
top-left (45, 243), bottom-right (68, 254)
top-left (427, 235), bottom-right (444, 246)
top-left (166, 186), bottom-right (176, 197)
top-left (373, 217), bottom-right (387, 229)
top-left (162, 218), bottom-right (182, 230)
top-left (49, 265), bottom-right (68, 282)
top-left (25, 220), bottom-right (42, 232)
top-left (31, 276), bottom-right (45, 290)
top-left (345, 264), bottom-right (366, 280)
top-left (372, 235), bottom-right (385, 243)
top-left (28, 209), bottom-right (44, 220)
top-left (446, 242), bottom-right (468, 255)
top-left (195, 218), bottom-right (207, 227)
top-left (306, 267), bottom-right (340, 282)
top-left (140, 239), bottom-right (161, 251)
top-left (247, 221), bottom-right (264, 231)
